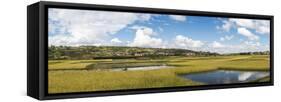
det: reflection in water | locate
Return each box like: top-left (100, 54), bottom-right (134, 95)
top-left (180, 70), bottom-right (269, 84)
top-left (238, 72), bottom-right (254, 81)
top-left (112, 65), bottom-right (171, 71)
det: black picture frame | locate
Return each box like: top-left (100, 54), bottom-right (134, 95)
top-left (27, 1), bottom-right (274, 100)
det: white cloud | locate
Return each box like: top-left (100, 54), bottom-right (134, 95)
top-left (129, 27), bottom-right (163, 48)
top-left (174, 35), bottom-right (204, 48)
top-left (214, 18), bottom-right (269, 53)
top-left (237, 41), bottom-right (267, 52)
top-left (237, 28), bottom-right (259, 40)
top-left (48, 8), bottom-right (151, 46)
top-left (111, 38), bottom-right (122, 43)
top-left (210, 41), bottom-right (225, 48)
top-left (220, 35), bottom-right (234, 41)
top-left (244, 41), bottom-right (261, 47)
top-left (218, 18), bottom-right (270, 34)
top-left (230, 19), bottom-right (270, 34)
top-left (255, 20), bottom-right (270, 34)
top-left (138, 14), bottom-right (152, 21)
top-left (217, 20), bottom-right (234, 32)
top-left (230, 18), bottom-right (255, 29)
top-left (204, 40), bottom-right (268, 54)
top-left (169, 15), bottom-right (187, 21)
top-left (48, 9), bottom-right (269, 54)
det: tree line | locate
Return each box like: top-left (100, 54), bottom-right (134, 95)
top-left (48, 45), bottom-right (219, 60)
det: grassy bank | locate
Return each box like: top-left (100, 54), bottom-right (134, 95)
top-left (48, 55), bottom-right (270, 94)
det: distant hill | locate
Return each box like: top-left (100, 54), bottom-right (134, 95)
top-left (48, 45), bottom-right (219, 60)
top-left (224, 51), bottom-right (270, 55)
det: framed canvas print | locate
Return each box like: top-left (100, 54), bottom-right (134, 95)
top-left (27, 1), bottom-right (274, 100)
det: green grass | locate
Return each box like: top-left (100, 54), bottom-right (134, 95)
top-left (48, 55), bottom-right (270, 94)
top-left (48, 59), bottom-right (112, 70)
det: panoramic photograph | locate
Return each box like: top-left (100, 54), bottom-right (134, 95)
top-left (48, 8), bottom-right (270, 94)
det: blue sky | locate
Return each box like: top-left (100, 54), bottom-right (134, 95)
top-left (48, 8), bottom-right (270, 54)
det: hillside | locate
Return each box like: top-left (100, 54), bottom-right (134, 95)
top-left (48, 45), bottom-right (219, 60)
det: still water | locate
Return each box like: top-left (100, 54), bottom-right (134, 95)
top-left (112, 65), bottom-right (172, 71)
top-left (180, 70), bottom-right (269, 84)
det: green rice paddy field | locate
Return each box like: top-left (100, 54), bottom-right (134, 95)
top-left (48, 55), bottom-right (270, 94)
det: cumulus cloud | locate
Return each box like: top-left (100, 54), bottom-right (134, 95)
top-left (48, 9), bottom-right (269, 54)
top-left (111, 38), bottom-right (122, 43)
top-left (237, 28), bottom-right (259, 40)
top-left (217, 20), bottom-right (234, 32)
top-left (174, 35), bottom-right (204, 48)
top-left (220, 35), bottom-right (234, 41)
top-left (214, 18), bottom-right (269, 53)
top-left (48, 8), bottom-right (151, 46)
top-left (230, 18), bottom-right (255, 29)
top-left (210, 41), bottom-right (225, 48)
top-left (244, 41), bottom-right (261, 47)
top-left (255, 20), bottom-right (270, 34)
top-left (237, 41), bottom-right (267, 52)
top-left (169, 15), bottom-right (187, 21)
top-left (218, 18), bottom-right (270, 34)
top-left (129, 27), bottom-right (163, 48)
top-left (230, 18), bottom-right (270, 34)
top-left (205, 40), bottom-right (268, 54)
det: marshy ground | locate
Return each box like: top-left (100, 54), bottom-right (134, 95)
top-left (48, 55), bottom-right (270, 94)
